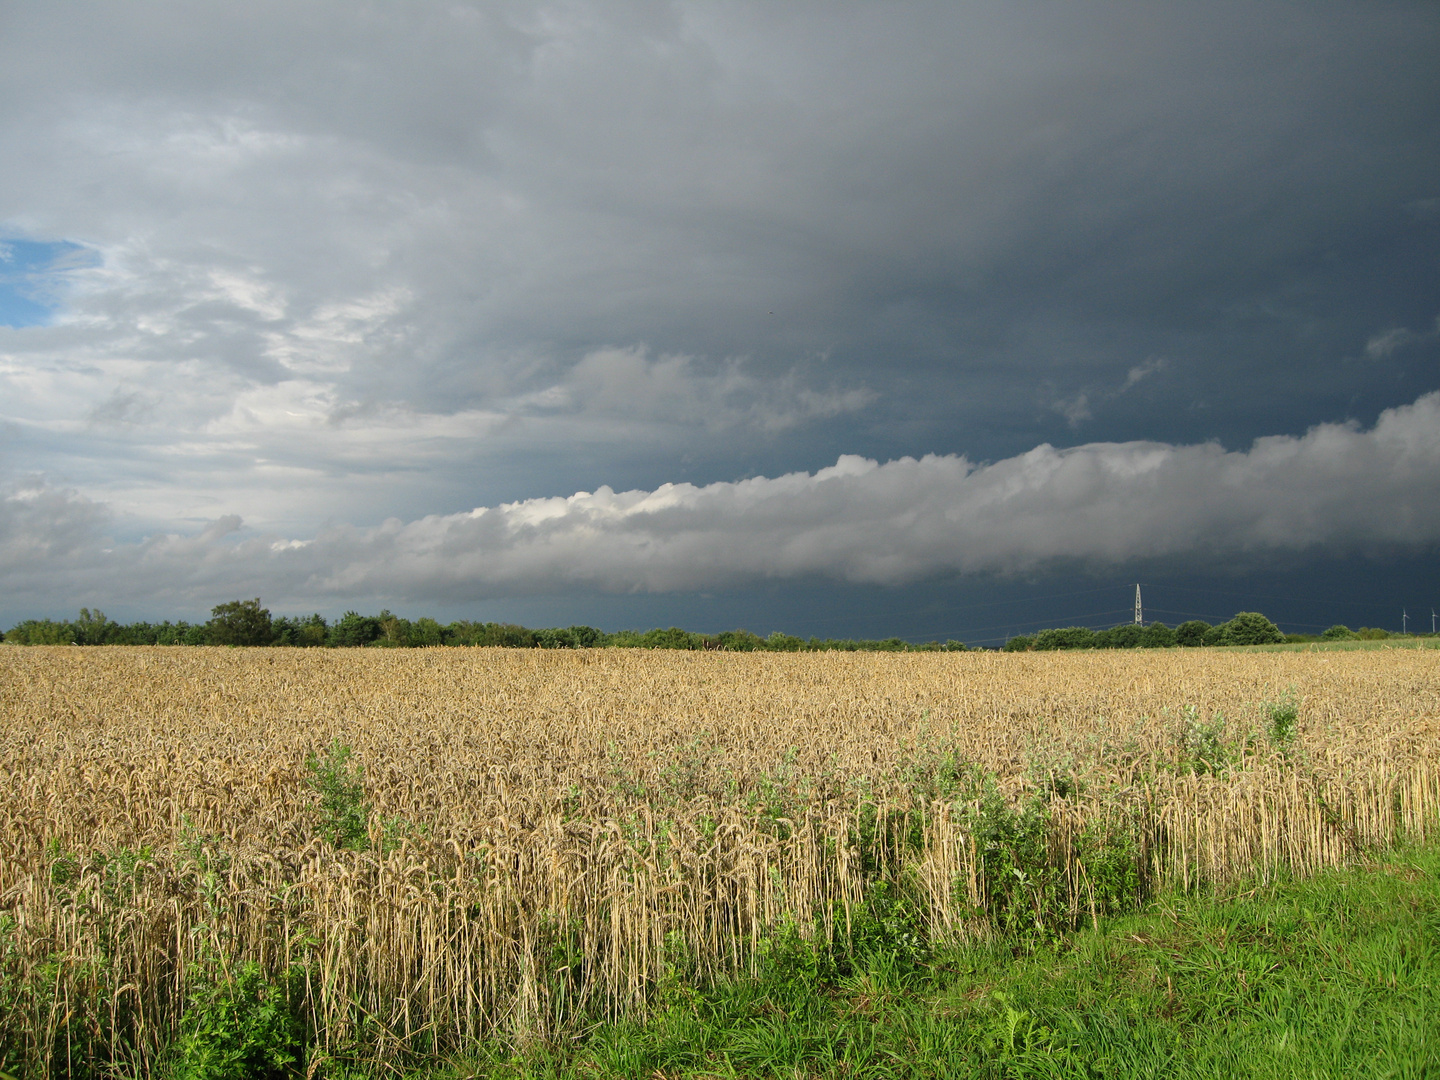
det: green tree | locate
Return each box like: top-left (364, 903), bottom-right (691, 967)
top-left (533, 625), bottom-right (602, 649)
top-left (1140, 621), bottom-right (1176, 648)
top-left (328, 611), bottom-right (382, 647)
top-left (1220, 611), bottom-right (1284, 646)
top-left (205, 599), bottom-right (274, 647)
top-left (271, 614), bottom-right (328, 647)
top-left (764, 631), bottom-right (805, 652)
top-left (5, 618), bottom-right (77, 644)
top-left (479, 622), bottom-right (539, 647)
top-left (1034, 626), bottom-right (1095, 650)
top-left (297, 614), bottom-right (328, 647)
top-left (410, 617), bottom-right (446, 647)
top-left (1174, 620), bottom-right (1211, 647)
top-left (716, 629), bottom-right (766, 651)
top-left (638, 626), bottom-right (703, 649)
top-left (1096, 624), bottom-right (1145, 649)
top-left (153, 620), bottom-right (201, 645)
top-left (74, 607), bottom-right (120, 645)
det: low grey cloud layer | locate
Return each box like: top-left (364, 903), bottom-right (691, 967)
top-left (6, 392), bottom-right (1435, 612)
top-left (1, 2), bottom-right (1436, 626)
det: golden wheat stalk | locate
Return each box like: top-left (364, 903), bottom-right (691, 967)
top-left (0, 646), bottom-right (1435, 1070)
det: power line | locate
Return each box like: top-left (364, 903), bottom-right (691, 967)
top-left (1146, 605), bottom-right (1242, 622)
top-left (789, 582), bottom-right (1140, 630)
top-left (1141, 582), bottom-right (1401, 612)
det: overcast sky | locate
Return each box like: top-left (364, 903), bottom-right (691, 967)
top-left (2, 1), bottom-right (1437, 642)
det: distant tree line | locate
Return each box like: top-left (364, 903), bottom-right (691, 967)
top-left (0, 599), bottom-right (969, 651)
top-left (1001, 614), bottom-right (1401, 651)
top-left (1, 600), bottom-right (1412, 652)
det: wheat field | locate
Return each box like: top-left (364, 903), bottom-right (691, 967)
top-left (1, 645), bottom-right (1437, 1073)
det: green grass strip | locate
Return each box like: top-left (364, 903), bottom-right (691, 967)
top-left (436, 844), bottom-right (1440, 1079)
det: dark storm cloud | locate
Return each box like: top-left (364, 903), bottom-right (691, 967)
top-left (0, 2), bottom-right (1436, 616)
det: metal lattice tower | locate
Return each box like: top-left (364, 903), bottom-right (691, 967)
top-left (1134, 584), bottom-right (1143, 625)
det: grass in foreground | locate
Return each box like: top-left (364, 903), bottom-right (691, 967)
top-left (439, 845), bottom-right (1440, 1079)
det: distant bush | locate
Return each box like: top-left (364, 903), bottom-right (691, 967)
top-left (6, 608), bottom-right (149, 645)
top-left (75, 608), bottom-right (123, 644)
top-left (646, 627), bottom-right (704, 650)
top-left (606, 626), bottom-right (703, 649)
top-left (159, 621), bottom-right (207, 645)
top-left (1355, 626), bottom-right (1389, 640)
top-left (328, 610), bottom-right (382, 648)
top-left (1005, 610), bottom-right (1292, 653)
top-left (205, 599), bottom-right (275, 647)
top-left (1033, 626), bottom-right (1095, 651)
top-left (715, 629), bottom-right (766, 651)
top-left (1140, 622), bottom-right (1176, 648)
top-left (273, 613), bottom-right (329, 647)
top-left (1174, 620), bottom-right (1211, 647)
top-left (1322, 624), bottom-right (1358, 640)
top-left (1219, 611), bottom-right (1284, 646)
top-left (445, 621), bottom-right (539, 647)
top-left (408, 617), bottom-right (446, 646)
top-left (765, 631), bottom-right (806, 652)
top-left (5, 618), bottom-right (80, 645)
top-left (1094, 624), bottom-right (1145, 649)
top-left (536, 625), bottom-right (603, 649)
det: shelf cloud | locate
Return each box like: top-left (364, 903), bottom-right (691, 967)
top-left (5, 392), bottom-right (1436, 610)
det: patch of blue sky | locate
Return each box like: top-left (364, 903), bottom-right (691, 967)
top-left (0, 238), bottom-right (98, 327)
